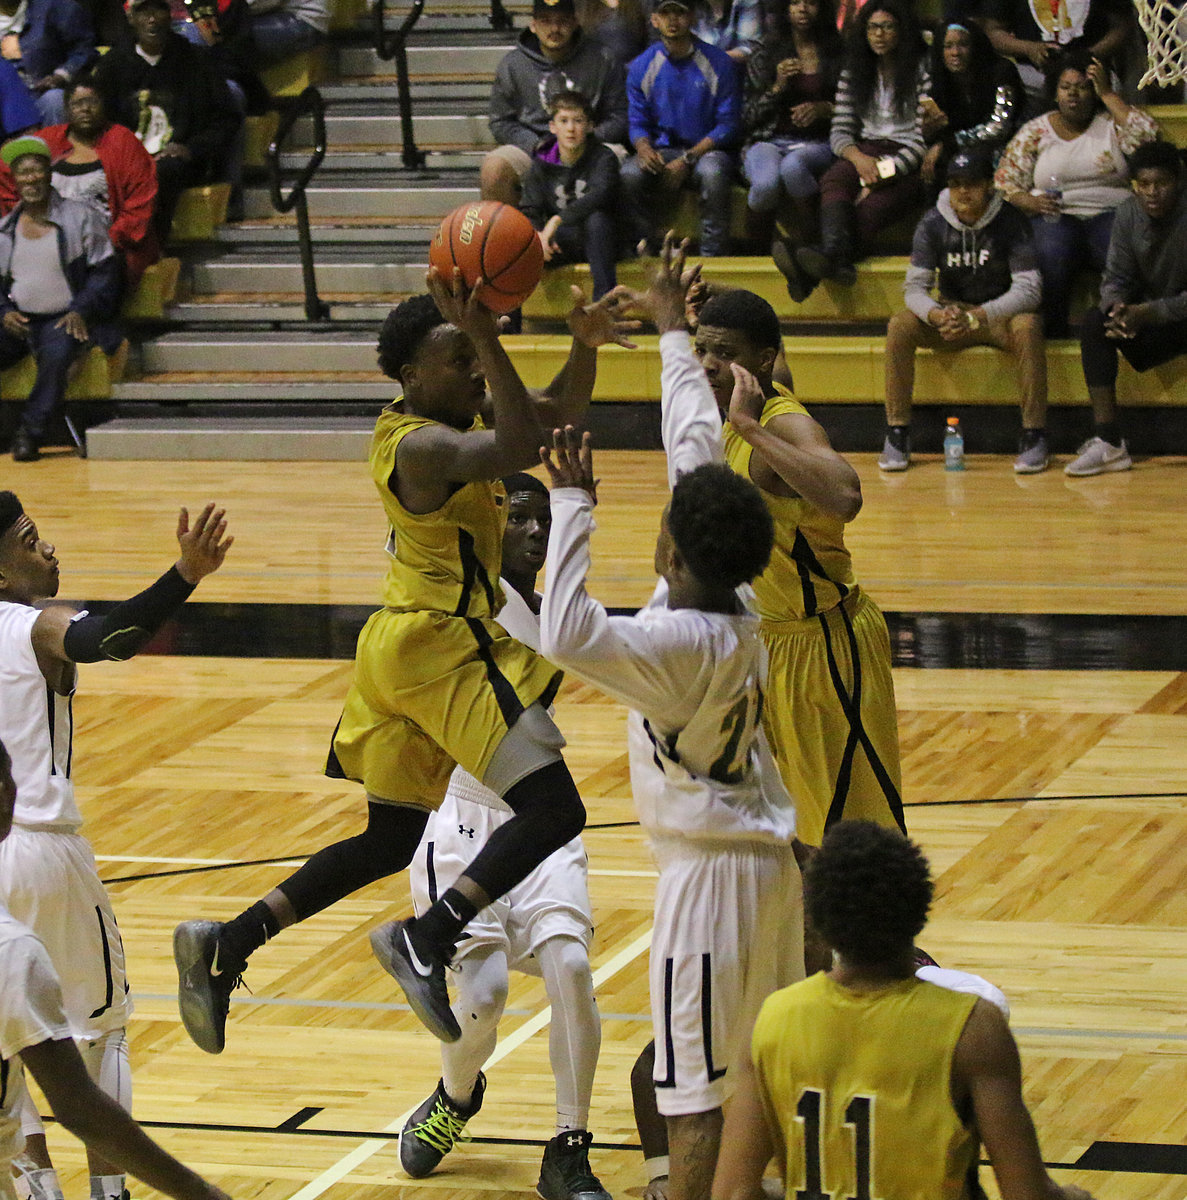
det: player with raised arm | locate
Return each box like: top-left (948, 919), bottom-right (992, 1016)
top-left (399, 472), bottom-right (611, 1200)
top-left (538, 240), bottom-right (805, 1200)
top-left (690, 287), bottom-right (902, 848)
top-left (712, 820), bottom-right (1095, 1200)
top-left (174, 273), bottom-right (637, 1055)
top-left (0, 739), bottom-right (233, 1200)
top-left (0, 493), bottom-right (231, 1200)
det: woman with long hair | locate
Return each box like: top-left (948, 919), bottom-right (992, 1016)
top-left (995, 46), bottom-right (1158, 336)
top-left (920, 20), bottom-right (1023, 187)
top-left (741, 0), bottom-right (843, 298)
top-left (794, 0), bottom-right (930, 292)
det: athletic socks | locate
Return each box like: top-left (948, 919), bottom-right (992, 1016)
top-left (13, 1165), bottom-right (64, 1200)
top-left (219, 899), bottom-right (281, 964)
top-left (886, 424), bottom-right (909, 450)
top-left (1096, 421), bottom-right (1122, 446)
top-left (89, 1175), bottom-right (126, 1200)
top-left (413, 887), bottom-right (479, 952)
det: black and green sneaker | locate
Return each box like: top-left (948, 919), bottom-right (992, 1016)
top-left (399, 1072), bottom-right (486, 1178)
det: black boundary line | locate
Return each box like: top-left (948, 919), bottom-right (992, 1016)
top-left (101, 790), bottom-right (1187, 885)
top-left (35, 1115), bottom-right (1183, 1173)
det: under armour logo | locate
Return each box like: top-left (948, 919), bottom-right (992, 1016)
top-left (459, 824), bottom-right (475, 838)
top-left (564, 1133), bottom-right (585, 1148)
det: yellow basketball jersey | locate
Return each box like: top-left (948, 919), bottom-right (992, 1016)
top-left (369, 406), bottom-right (506, 619)
top-left (751, 973), bottom-right (978, 1200)
top-left (723, 388), bottom-right (857, 622)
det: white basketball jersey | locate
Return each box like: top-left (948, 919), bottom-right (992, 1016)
top-left (0, 602), bottom-right (80, 831)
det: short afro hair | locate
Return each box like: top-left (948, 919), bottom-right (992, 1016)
top-left (501, 472), bottom-right (548, 498)
top-left (0, 491), bottom-right (24, 541)
top-left (805, 820), bottom-right (933, 967)
top-left (668, 463), bottom-right (773, 591)
top-left (1128, 140), bottom-right (1184, 179)
top-left (377, 294), bottom-right (449, 384)
top-left (697, 289), bottom-right (782, 352)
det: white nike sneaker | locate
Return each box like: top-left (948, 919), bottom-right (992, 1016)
top-left (173, 920), bottom-right (246, 1054)
top-left (370, 918), bottom-right (461, 1042)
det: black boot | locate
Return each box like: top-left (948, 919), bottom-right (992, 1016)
top-left (795, 201), bottom-right (858, 287)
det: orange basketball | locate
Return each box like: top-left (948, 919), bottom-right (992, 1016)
top-left (429, 200), bottom-right (544, 314)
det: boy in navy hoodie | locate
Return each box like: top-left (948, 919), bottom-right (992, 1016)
top-left (519, 90), bottom-right (623, 299)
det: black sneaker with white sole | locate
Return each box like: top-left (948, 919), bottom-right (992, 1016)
top-left (399, 1072), bottom-right (486, 1177)
top-left (369, 918), bottom-right (461, 1042)
top-left (173, 920), bottom-right (246, 1054)
top-left (537, 1130), bottom-right (612, 1200)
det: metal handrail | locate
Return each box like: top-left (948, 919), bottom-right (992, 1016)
top-left (267, 85), bottom-right (331, 323)
top-left (373, 0), bottom-right (427, 171)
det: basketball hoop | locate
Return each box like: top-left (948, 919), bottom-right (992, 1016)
top-left (1134, 0), bottom-right (1187, 87)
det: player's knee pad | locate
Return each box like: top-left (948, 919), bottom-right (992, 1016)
top-left (78, 1027), bottom-right (131, 1111)
top-left (484, 703), bottom-right (566, 799)
top-left (538, 935), bottom-right (594, 1005)
top-left (454, 951), bottom-right (510, 1030)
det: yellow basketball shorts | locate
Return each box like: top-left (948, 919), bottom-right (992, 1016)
top-left (329, 607), bottom-right (563, 810)
top-left (760, 588), bottom-right (904, 847)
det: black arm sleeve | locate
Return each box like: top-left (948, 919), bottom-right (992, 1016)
top-left (61, 566), bottom-right (196, 663)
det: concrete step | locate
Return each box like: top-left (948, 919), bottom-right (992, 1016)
top-left (87, 416), bottom-right (374, 461)
top-left (274, 149), bottom-right (483, 173)
top-left (286, 110), bottom-right (494, 149)
top-left (167, 301), bottom-right (394, 322)
top-left (242, 180), bottom-right (476, 220)
top-left (111, 377), bottom-right (393, 401)
top-left (141, 331), bottom-right (378, 372)
top-left (339, 42), bottom-right (508, 77)
top-left (318, 81), bottom-right (490, 104)
top-left (213, 221), bottom-right (437, 246)
top-left (192, 258), bottom-right (427, 294)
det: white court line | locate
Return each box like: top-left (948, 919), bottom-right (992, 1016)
top-left (285, 926), bottom-right (653, 1200)
top-left (96, 855), bottom-right (652, 878)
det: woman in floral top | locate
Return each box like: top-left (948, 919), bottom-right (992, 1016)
top-left (994, 46), bottom-right (1158, 336)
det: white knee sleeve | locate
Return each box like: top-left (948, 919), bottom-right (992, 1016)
top-left (77, 1028), bottom-right (131, 1112)
top-left (441, 948), bottom-right (509, 1106)
top-left (16, 1083), bottom-right (45, 1140)
top-left (537, 936), bottom-right (600, 1133)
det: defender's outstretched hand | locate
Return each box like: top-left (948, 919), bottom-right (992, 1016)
top-left (619, 232), bottom-right (702, 335)
top-left (176, 504), bottom-right (233, 584)
top-left (567, 285), bottom-right (642, 349)
top-left (540, 426), bottom-right (597, 502)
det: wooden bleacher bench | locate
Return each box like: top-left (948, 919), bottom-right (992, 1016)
top-left (0, 340), bottom-right (129, 403)
top-left (500, 335), bottom-right (1187, 406)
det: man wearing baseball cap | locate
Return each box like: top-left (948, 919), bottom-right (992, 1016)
top-left (879, 146), bottom-right (1050, 473)
top-left (0, 135), bottom-right (122, 462)
top-left (482, 0), bottom-right (628, 205)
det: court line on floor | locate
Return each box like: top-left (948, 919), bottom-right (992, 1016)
top-left (284, 926), bottom-right (653, 1200)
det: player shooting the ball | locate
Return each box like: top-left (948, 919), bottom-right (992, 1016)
top-left (174, 268), bottom-right (640, 1056)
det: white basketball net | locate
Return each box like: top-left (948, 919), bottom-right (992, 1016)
top-left (1134, 0), bottom-right (1187, 87)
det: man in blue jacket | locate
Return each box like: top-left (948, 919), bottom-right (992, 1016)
top-left (0, 0), bottom-right (97, 125)
top-left (0, 137), bottom-right (121, 463)
top-left (621, 0), bottom-right (741, 256)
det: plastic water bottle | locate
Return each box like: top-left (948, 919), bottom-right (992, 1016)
top-left (944, 416), bottom-right (965, 471)
top-left (1042, 173), bottom-right (1063, 223)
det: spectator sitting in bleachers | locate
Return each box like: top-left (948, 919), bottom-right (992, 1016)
top-left (0, 56), bottom-right (40, 139)
top-left (520, 90), bottom-right (624, 299)
top-left (240, 0), bottom-right (325, 66)
top-left (978, 0), bottom-right (1132, 117)
top-left (794, 0), bottom-right (930, 293)
top-left (687, 0), bottom-right (763, 62)
top-left (0, 0), bottom-right (97, 126)
top-left (994, 47), bottom-right (1157, 337)
top-left (621, 0), bottom-right (740, 256)
top-left (91, 0), bottom-right (239, 241)
top-left (483, 0), bottom-right (628, 206)
top-left (1066, 141), bottom-right (1187, 477)
top-left (0, 75), bottom-right (160, 286)
top-left (574, 0), bottom-right (647, 68)
top-left (742, 0), bottom-right (842, 301)
top-left (0, 135), bottom-right (121, 463)
top-left (920, 20), bottom-right (1022, 192)
top-left (878, 147), bottom-right (1049, 474)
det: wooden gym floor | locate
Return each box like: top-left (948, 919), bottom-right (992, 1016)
top-left (7, 448), bottom-right (1187, 1200)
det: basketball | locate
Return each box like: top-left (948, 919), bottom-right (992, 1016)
top-left (429, 200), bottom-right (544, 314)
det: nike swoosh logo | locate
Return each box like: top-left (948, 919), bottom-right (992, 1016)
top-left (443, 900), bottom-right (462, 921)
top-left (403, 928), bottom-right (434, 978)
top-left (210, 941), bottom-right (223, 977)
